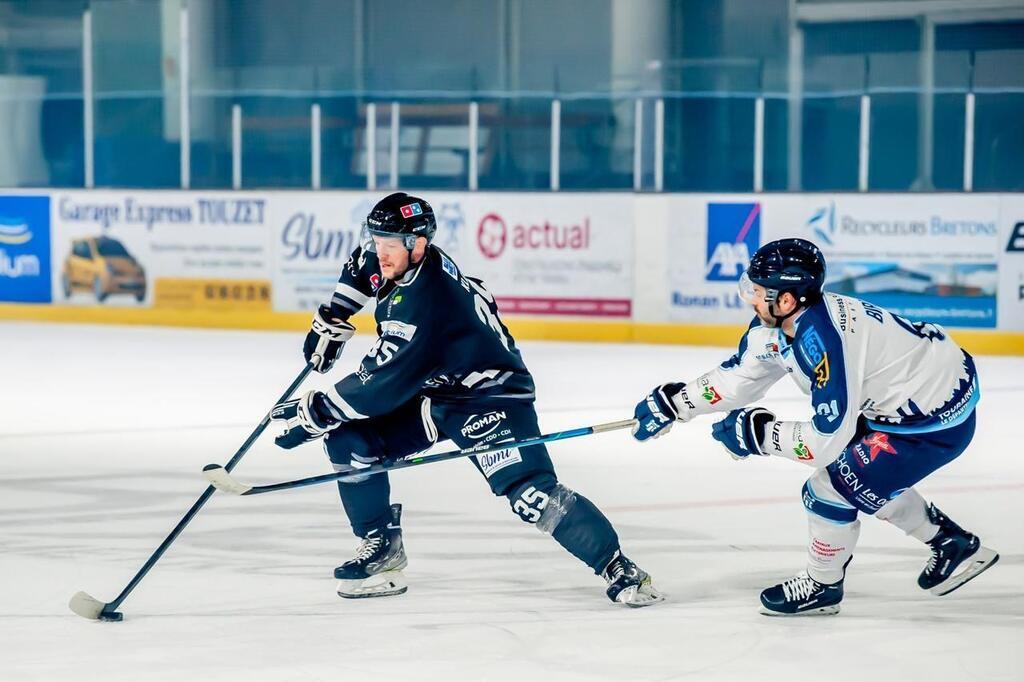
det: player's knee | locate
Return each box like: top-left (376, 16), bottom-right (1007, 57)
top-left (323, 428), bottom-right (379, 484)
top-left (802, 471), bottom-right (858, 524)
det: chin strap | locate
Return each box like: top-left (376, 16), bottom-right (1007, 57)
top-left (768, 301), bottom-right (803, 327)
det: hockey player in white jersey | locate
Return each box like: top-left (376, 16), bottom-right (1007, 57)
top-left (632, 238), bottom-right (999, 616)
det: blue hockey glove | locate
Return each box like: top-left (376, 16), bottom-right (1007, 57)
top-left (271, 390), bottom-right (344, 450)
top-left (711, 407), bottom-right (775, 460)
top-left (632, 382), bottom-right (686, 442)
top-left (303, 305), bottom-right (356, 373)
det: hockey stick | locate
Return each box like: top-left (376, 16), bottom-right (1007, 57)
top-left (69, 362), bottom-right (316, 622)
top-left (202, 418), bottom-right (637, 496)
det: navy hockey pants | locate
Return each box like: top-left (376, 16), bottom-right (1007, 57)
top-left (810, 411), bottom-right (977, 520)
top-left (321, 396), bottom-right (620, 574)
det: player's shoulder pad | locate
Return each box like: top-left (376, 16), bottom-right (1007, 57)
top-left (793, 302), bottom-right (843, 384)
top-left (434, 247), bottom-right (461, 282)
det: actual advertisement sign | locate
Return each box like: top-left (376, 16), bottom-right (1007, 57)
top-left (762, 195), bottom-right (1001, 329)
top-left (666, 196), bottom-right (763, 324)
top-left (267, 192), bottom-right (634, 318)
top-left (450, 193), bottom-right (633, 317)
top-left (50, 191), bottom-right (271, 310)
top-left (997, 196), bottom-right (1024, 331)
top-left (0, 194), bottom-right (51, 303)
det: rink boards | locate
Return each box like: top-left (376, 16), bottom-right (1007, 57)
top-left (1, 189), bottom-right (1022, 354)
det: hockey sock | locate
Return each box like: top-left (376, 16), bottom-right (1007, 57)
top-left (336, 472), bottom-right (393, 537)
top-left (546, 487), bottom-right (621, 575)
top-left (806, 514), bottom-right (860, 585)
top-left (875, 487), bottom-right (939, 543)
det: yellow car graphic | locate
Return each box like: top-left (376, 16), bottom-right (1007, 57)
top-left (62, 236), bottom-right (146, 303)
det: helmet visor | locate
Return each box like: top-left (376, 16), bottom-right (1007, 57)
top-left (359, 222), bottom-right (377, 253)
top-left (738, 271), bottom-right (767, 305)
top-left (360, 222), bottom-right (417, 253)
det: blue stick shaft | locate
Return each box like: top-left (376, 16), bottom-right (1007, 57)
top-left (99, 364), bottom-right (314, 617)
top-left (240, 418), bottom-right (636, 496)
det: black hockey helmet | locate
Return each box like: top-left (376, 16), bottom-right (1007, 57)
top-left (363, 192), bottom-right (436, 250)
top-left (740, 238), bottom-right (826, 306)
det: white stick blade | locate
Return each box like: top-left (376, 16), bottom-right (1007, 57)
top-left (69, 591), bottom-right (106, 619)
top-left (202, 465), bottom-right (252, 495)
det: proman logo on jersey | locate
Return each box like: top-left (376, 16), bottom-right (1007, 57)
top-left (461, 411), bottom-right (508, 440)
top-left (1007, 221), bottom-right (1024, 252)
top-left (705, 202), bottom-right (761, 281)
top-left (0, 195), bottom-right (51, 303)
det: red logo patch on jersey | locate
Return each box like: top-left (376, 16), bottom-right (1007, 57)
top-left (369, 273), bottom-right (381, 290)
top-left (863, 432), bottom-right (897, 461)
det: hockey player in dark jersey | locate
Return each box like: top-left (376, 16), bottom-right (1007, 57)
top-left (269, 192), bottom-right (662, 606)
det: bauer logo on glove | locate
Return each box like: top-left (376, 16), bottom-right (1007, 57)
top-left (711, 407), bottom-right (775, 460)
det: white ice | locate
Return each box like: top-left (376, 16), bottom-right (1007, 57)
top-left (1, 321), bottom-right (1022, 681)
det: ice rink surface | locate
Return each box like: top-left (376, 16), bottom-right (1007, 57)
top-left (2, 321), bottom-right (1022, 681)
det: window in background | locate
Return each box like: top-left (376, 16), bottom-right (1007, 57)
top-left (477, 98), bottom-right (551, 190)
top-left (0, 0), bottom-right (83, 187)
top-left (938, 21), bottom-right (1024, 192)
top-left (867, 50), bottom-right (921, 191)
top-left (91, 0), bottom-right (177, 188)
top-left (559, 98), bottom-right (634, 190)
top-left (931, 48), bottom-right (970, 191)
top-left (195, 0), bottom-right (357, 188)
top-left (802, 20), bottom-right (920, 192)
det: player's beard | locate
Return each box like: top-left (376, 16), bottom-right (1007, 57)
top-left (754, 305), bottom-right (779, 328)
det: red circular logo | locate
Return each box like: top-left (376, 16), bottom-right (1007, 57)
top-left (477, 213), bottom-right (507, 259)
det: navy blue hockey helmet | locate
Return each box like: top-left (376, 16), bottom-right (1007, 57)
top-left (363, 192), bottom-right (436, 250)
top-left (740, 238), bottom-right (826, 306)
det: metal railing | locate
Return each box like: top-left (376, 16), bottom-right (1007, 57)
top-left (15, 7), bottom-right (1010, 192)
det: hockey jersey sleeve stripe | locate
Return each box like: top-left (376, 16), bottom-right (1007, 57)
top-left (330, 295), bottom-right (362, 315)
top-left (333, 282), bottom-right (370, 308)
top-left (325, 387), bottom-right (369, 420)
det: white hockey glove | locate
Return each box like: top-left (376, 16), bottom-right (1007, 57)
top-left (271, 390), bottom-right (344, 450)
top-left (303, 304), bottom-right (356, 373)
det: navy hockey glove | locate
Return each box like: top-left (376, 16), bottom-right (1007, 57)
top-left (711, 407), bottom-right (775, 460)
top-left (632, 382), bottom-right (686, 442)
top-left (271, 390), bottom-right (344, 450)
top-left (303, 305), bottom-right (356, 373)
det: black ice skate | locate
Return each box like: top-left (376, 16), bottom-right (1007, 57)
top-left (760, 572), bottom-right (844, 616)
top-left (602, 551), bottom-right (664, 607)
top-left (918, 504), bottom-right (999, 596)
top-left (334, 504), bottom-right (408, 599)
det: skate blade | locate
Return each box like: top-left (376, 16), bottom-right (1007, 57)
top-left (615, 581), bottom-right (666, 608)
top-left (931, 546), bottom-right (999, 597)
top-left (760, 604), bottom-right (841, 617)
top-left (337, 570), bottom-right (408, 599)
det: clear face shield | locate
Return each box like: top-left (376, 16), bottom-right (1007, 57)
top-left (738, 271), bottom-right (764, 305)
top-left (738, 271), bottom-right (782, 305)
top-left (359, 222), bottom-right (417, 254)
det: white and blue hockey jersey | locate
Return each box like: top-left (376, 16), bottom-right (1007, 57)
top-left (670, 293), bottom-right (979, 468)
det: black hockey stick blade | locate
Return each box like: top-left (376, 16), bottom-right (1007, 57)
top-left (203, 418), bottom-right (637, 496)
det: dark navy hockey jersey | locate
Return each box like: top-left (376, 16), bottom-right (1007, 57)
top-left (322, 244), bottom-right (536, 420)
